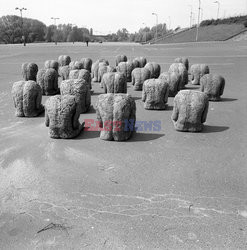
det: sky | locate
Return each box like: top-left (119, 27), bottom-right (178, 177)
top-left (0, 0), bottom-right (246, 35)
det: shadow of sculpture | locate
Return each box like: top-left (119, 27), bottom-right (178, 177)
top-left (165, 105), bottom-right (173, 111)
top-left (92, 91), bottom-right (104, 96)
top-left (202, 125), bottom-right (229, 133)
top-left (30, 111), bottom-right (45, 118)
top-left (185, 85), bottom-right (200, 90)
top-left (75, 129), bottom-right (100, 140)
top-left (133, 96), bottom-right (142, 101)
top-left (86, 105), bottom-right (96, 114)
top-left (220, 98), bottom-right (238, 102)
top-left (128, 132), bottom-right (165, 142)
top-left (143, 105), bottom-right (173, 111)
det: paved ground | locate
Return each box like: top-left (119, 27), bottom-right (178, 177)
top-left (0, 41), bottom-right (246, 249)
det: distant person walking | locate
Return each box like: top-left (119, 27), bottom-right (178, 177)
top-left (86, 40), bottom-right (89, 47)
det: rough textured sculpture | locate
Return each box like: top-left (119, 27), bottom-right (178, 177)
top-left (92, 60), bottom-right (104, 82)
top-left (142, 79), bottom-right (169, 110)
top-left (91, 61), bottom-right (99, 82)
top-left (81, 58), bottom-right (92, 72)
top-left (58, 55), bottom-right (71, 67)
top-left (159, 72), bottom-right (181, 97)
top-left (106, 65), bottom-right (116, 73)
top-left (45, 95), bottom-right (83, 139)
top-left (59, 65), bottom-right (70, 80)
top-left (200, 74), bottom-right (225, 101)
top-left (133, 57), bottom-right (147, 68)
top-left (22, 63), bottom-right (38, 81)
top-left (37, 68), bottom-right (59, 95)
top-left (69, 69), bottom-right (92, 89)
top-left (190, 64), bottom-right (210, 85)
top-left (131, 67), bottom-right (151, 91)
top-left (168, 63), bottom-right (188, 90)
top-left (98, 58), bottom-right (109, 65)
top-left (12, 80), bottom-right (44, 117)
top-left (171, 90), bottom-right (209, 132)
top-left (92, 60), bottom-right (109, 82)
top-left (174, 57), bottom-right (189, 71)
top-left (69, 69), bottom-right (82, 80)
top-left (116, 55), bottom-right (127, 66)
top-left (144, 62), bottom-right (161, 78)
top-left (60, 79), bottom-right (91, 113)
top-left (101, 72), bottom-right (127, 94)
top-left (99, 66), bottom-right (117, 87)
top-left (44, 60), bottom-right (59, 72)
top-left (98, 63), bottom-right (109, 83)
top-left (69, 61), bottom-right (83, 70)
top-left (117, 61), bottom-right (134, 82)
top-left (96, 94), bottom-right (136, 141)
top-left (132, 58), bottom-right (140, 68)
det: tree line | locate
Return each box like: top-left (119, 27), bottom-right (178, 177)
top-left (200, 15), bottom-right (247, 27)
top-left (108, 24), bottom-right (169, 43)
top-left (0, 15), bottom-right (170, 44)
top-left (0, 15), bottom-right (92, 44)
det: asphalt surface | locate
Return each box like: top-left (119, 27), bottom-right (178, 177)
top-left (0, 41), bottom-right (246, 249)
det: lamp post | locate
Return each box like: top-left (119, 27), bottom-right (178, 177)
top-left (168, 16), bottom-right (171, 30)
top-left (214, 1), bottom-right (220, 19)
top-left (152, 12), bottom-right (158, 42)
top-left (196, 0), bottom-right (201, 42)
top-left (189, 5), bottom-right (193, 28)
top-left (15, 7), bottom-right (27, 46)
top-left (201, 7), bottom-right (203, 21)
top-left (51, 17), bottom-right (59, 45)
top-left (142, 23), bottom-right (147, 43)
top-left (192, 13), bottom-right (196, 26)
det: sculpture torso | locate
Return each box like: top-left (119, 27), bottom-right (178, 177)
top-left (142, 79), bottom-right (169, 110)
top-left (45, 95), bottom-right (82, 139)
top-left (60, 79), bottom-right (91, 114)
top-left (102, 72), bottom-right (127, 94)
top-left (132, 68), bottom-right (151, 91)
top-left (200, 74), bottom-right (225, 101)
top-left (172, 90), bottom-right (209, 132)
top-left (12, 80), bottom-right (44, 117)
top-left (96, 94), bottom-right (136, 141)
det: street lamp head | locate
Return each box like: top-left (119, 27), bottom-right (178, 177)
top-left (16, 7), bottom-right (27, 11)
top-left (15, 7), bottom-right (27, 46)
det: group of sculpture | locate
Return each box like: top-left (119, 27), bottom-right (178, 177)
top-left (11, 53), bottom-right (225, 141)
